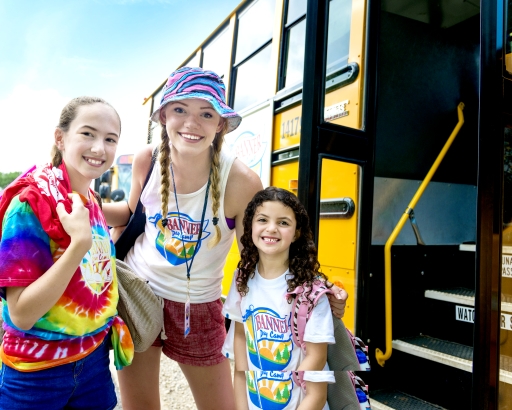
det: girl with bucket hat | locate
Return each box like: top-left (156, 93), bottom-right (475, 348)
top-left (103, 67), bottom-right (348, 410)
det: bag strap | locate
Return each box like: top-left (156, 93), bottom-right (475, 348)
top-left (287, 281), bottom-right (332, 354)
top-left (132, 147), bottom-right (158, 216)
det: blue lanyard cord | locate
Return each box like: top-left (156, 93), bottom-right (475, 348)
top-left (168, 161), bottom-right (212, 280)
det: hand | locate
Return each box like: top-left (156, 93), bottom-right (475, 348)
top-left (327, 282), bottom-right (348, 319)
top-left (56, 193), bottom-right (92, 252)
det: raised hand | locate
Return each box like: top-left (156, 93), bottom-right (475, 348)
top-left (56, 193), bottom-right (92, 253)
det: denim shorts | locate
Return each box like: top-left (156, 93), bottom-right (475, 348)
top-left (0, 337), bottom-right (116, 410)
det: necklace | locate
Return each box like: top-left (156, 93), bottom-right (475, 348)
top-left (168, 160), bottom-right (212, 337)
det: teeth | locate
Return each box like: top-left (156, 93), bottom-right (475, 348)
top-left (181, 133), bottom-right (201, 140)
top-left (263, 238), bottom-right (278, 243)
top-left (86, 158), bottom-right (102, 165)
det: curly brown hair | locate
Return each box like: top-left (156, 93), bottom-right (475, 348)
top-left (236, 187), bottom-right (328, 297)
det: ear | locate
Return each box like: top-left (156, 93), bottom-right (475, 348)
top-left (293, 229), bottom-right (301, 242)
top-left (159, 108), bottom-right (167, 125)
top-left (54, 128), bottom-right (65, 150)
top-left (216, 118), bottom-right (226, 133)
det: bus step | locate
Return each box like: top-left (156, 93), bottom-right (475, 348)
top-left (370, 389), bottom-right (446, 410)
top-left (393, 335), bottom-right (472, 372)
top-left (425, 287), bottom-right (512, 313)
top-left (424, 287), bottom-right (474, 306)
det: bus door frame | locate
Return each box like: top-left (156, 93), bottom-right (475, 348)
top-left (298, 0), bottom-right (378, 340)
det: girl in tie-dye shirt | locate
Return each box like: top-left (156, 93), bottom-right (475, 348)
top-left (0, 96), bottom-right (133, 410)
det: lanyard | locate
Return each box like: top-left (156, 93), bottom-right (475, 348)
top-left (169, 161), bottom-right (211, 337)
top-left (169, 161), bottom-right (211, 282)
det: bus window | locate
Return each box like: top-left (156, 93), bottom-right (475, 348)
top-left (202, 25), bottom-right (231, 79)
top-left (281, 16), bottom-right (306, 89)
top-left (233, 44), bottom-right (273, 112)
top-left (323, 0), bottom-right (365, 130)
top-left (184, 51), bottom-right (200, 68)
top-left (234, 0), bottom-right (276, 65)
top-left (286, 0), bottom-right (307, 24)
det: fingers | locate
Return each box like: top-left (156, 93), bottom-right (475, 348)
top-left (328, 293), bottom-right (347, 319)
top-left (55, 202), bottom-right (68, 219)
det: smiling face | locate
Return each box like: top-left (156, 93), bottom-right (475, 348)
top-left (160, 98), bottom-right (224, 159)
top-left (251, 200), bottom-right (298, 262)
top-left (55, 103), bottom-right (120, 196)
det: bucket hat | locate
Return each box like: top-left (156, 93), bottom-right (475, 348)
top-left (151, 66), bottom-right (242, 133)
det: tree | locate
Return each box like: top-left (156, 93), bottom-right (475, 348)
top-left (0, 171), bottom-right (21, 189)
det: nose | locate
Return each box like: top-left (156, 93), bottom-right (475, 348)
top-left (184, 114), bottom-right (201, 129)
top-left (266, 222), bottom-right (278, 232)
top-left (91, 139), bottom-right (105, 155)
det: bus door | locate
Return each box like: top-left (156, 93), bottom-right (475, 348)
top-left (301, 0), bottom-right (510, 408)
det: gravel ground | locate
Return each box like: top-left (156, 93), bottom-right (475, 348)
top-left (110, 353), bottom-right (235, 409)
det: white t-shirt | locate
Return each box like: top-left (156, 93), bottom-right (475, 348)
top-left (222, 266), bottom-right (335, 409)
top-left (244, 371), bottom-right (335, 410)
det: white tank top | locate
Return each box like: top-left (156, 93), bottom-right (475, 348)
top-left (125, 148), bottom-right (236, 303)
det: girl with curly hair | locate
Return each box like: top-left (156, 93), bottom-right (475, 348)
top-left (223, 187), bottom-right (335, 410)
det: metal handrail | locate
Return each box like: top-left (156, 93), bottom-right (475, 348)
top-left (375, 102), bottom-right (465, 367)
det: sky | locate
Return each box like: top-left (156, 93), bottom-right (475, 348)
top-left (0, 0), bottom-right (241, 174)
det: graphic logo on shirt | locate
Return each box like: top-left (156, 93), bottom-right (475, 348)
top-left (150, 212), bottom-right (210, 266)
top-left (80, 230), bottom-right (113, 295)
top-left (247, 371), bottom-right (293, 410)
top-left (243, 306), bottom-right (293, 370)
top-left (228, 131), bottom-right (267, 178)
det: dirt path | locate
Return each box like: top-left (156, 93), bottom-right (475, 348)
top-left (111, 353), bottom-right (235, 409)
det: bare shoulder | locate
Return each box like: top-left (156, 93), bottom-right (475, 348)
top-left (132, 145), bottom-right (156, 188)
top-left (224, 159), bottom-right (263, 219)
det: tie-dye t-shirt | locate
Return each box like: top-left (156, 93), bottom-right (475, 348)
top-left (0, 193), bottom-right (126, 372)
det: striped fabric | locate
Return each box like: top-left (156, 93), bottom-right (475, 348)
top-left (151, 66), bottom-right (242, 133)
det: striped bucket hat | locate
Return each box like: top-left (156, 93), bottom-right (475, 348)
top-left (151, 66), bottom-right (242, 133)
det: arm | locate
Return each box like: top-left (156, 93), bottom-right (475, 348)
top-left (102, 144), bottom-right (155, 228)
top-left (297, 342), bottom-right (327, 371)
top-left (234, 321), bottom-right (250, 409)
top-left (224, 159), bottom-right (263, 251)
top-left (297, 380), bottom-right (328, 410)
top-left (6, 194), bottom-right (92, 330)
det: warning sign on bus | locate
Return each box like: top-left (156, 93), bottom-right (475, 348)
top-left (455, 305), bottom-right (474, 323)
top-left (455, 305), bottom-right (512, 331)
top-left (503, 254), bottom-right (512, 277)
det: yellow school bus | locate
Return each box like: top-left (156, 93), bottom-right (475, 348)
top-left (101, 0), bottom-right (512, 407)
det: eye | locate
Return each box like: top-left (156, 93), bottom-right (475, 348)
top-left (256, 217), bottom-right (267, 223)
top-left (174, 107), bottom-right (185, 114)
top-left (82, 132), bottom-right (93, 137)
top-left (279, 221), bottom-right (290, 226)
top-left (202, 112), bottom-right (213, 119)
top-left (106, 137), bottom-right (118, 144)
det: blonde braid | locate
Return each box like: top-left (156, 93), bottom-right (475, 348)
top-left (159, 127), bottom-right (172, 234)
top-left (208, 122), bottom-right (229, 249)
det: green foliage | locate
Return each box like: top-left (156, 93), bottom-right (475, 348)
top-left (0, 171), bottom-right (21, 189)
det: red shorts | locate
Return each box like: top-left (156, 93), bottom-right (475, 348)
top-left (152, 298), bottom-right (227, 367)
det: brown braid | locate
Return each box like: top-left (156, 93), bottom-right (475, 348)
top-left (51, 144), bottom-right (63, 167)
top-left (208, 121), bottom-right (229, 249)
top-left (158, 126), bottom-right (172, 227)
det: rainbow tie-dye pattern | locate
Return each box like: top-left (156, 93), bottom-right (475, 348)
top-left (0, 165), bottom-right (133, 372)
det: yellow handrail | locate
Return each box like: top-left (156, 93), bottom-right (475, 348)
top-left (375, 102), bottom-right (465, 367)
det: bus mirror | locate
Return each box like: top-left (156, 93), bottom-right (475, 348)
top-left (100, 170), bottom-right (112, 184)
top-left (99, 185), bottom-right (111, 199)
top-left (111, 189), bottom-right (125, 202)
